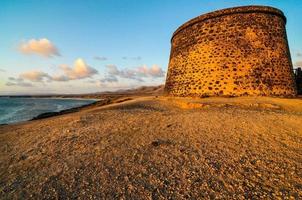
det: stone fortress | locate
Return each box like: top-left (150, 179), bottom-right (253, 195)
top-left (164, 6), bottom-right (298, 97)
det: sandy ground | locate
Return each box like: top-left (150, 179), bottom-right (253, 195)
top-left (0, 96), bottom-right (302, 199)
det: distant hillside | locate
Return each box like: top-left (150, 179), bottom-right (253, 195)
top-left (107, 85), bottom-right (164, 95)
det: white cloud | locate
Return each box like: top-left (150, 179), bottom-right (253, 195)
top-left (105, 64), bottom-right (165, 82)
top-left (19, 38), bottom-right (60, 57)
top-left (100, 75), bottom-right (118, 83)
top-left (51, 75), bottom-right (70, 82)
top-left (149, 65), bottom-right (165, 77)
top-left (137, 64), bottom-right (165, 77)
top-left (6, 58), bottom-right (98, 87)
top-left (122, 56), bottom-right (142, 60)
top-left (59, 58), bottom-right (98, 80)
top-left (6, 77), bottom-right (33, 87)
top-left (105, 64), bottom-right (142, 81)
top-left (106, 65), bottom-right (120, 75)
top-left (94, 56), bottom-right (107, 61)
top-left (297, 52), bottom-right (302, 57)
top-left (20, 70), bottom-right (51, 82)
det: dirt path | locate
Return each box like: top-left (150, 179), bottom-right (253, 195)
top-left (0, 96), bottom-right (301, 199)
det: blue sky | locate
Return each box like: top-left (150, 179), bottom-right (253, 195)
top-left (0, 0), bottom-right (301, 94)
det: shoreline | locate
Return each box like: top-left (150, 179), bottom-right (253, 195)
top-left (30, 100), bottom-right (101, 121)
top-left (0, 98), bottom-right (108, 126)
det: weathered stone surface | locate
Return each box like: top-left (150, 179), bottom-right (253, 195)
top-left (165, 6), bottom-right (297, 97)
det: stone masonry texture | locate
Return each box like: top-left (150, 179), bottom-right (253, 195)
top-left (164, 6), bottom-right (297, 97)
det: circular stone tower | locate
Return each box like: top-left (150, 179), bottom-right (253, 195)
top-left (164, 6), bottom-right (297, 97)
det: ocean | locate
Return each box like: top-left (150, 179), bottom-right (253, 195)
top-left (0, 97), bottom-right (96, 124)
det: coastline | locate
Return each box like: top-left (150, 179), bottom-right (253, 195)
top-left (0, 95), bottom-right (136, 126)
top-left (0, 98), bottom-right (105, 126)
top-left (30, 99), bottom-right (101, 121)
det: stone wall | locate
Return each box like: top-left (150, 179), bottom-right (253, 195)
top-left (165, 6), bottom-right (297, 97)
